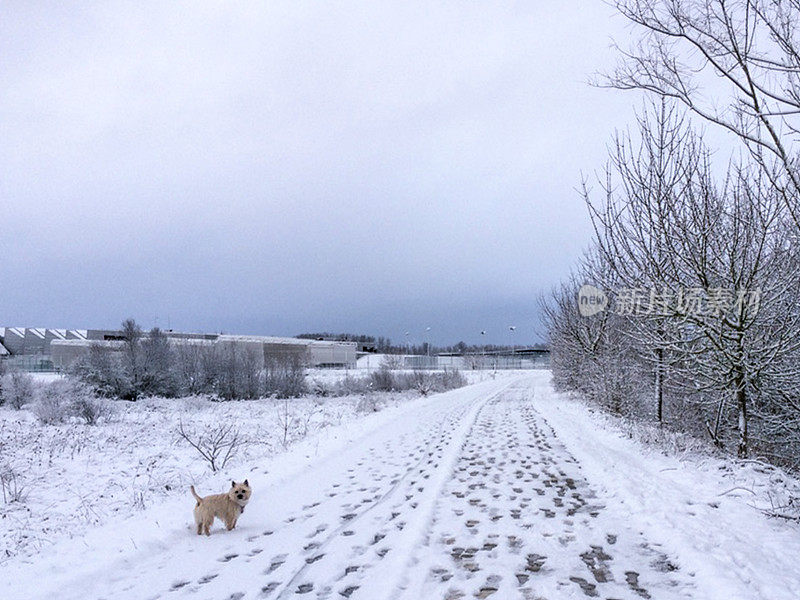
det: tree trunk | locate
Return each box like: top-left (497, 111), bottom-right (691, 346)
top-left (655, 347), bottom-right (664, 424)
top-left (734, 370), bottom-right (748, 458)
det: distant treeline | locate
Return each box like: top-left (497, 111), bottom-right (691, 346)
top-left (296, 332), bottom-right (546, 355)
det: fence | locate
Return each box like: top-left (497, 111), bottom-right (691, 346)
top-left (1, 355), bottom-right (56, 372)
top-left (355, 353), bottom-right (550, 371)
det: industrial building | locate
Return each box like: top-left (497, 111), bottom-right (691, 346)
top-left (0, 327), bottom-right (357, 371)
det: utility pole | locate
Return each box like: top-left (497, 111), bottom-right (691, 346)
top-left (509, 326), bottom-right (516, 369)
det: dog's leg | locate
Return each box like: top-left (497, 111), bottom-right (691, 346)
top-left (193, 507), bottom-right (202, 535)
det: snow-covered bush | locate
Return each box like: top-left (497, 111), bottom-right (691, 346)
top-left (0, 466), bottom-right (27, 504)
top-left (72, 344), bottom-right (133, 399)
top-left (332, 374), bottom-right (372, 396)
top-left (33, 386), bottom-right (71, 424)
top-left (32, 378), bottom-right (108, 425)
top-left (367, 368), bottom-right (468, 395)
top-left (72, 394), bottom-right (115, 425)
top-left (33, 379), bottom-right (77, 424)
top-left (369, 367), bottom-right (395, 391)
top-left (409, 370), bottom-right (433, 396)
top-left (72, 321), bottom-right (180, 400)
top-left (355, 394), bottom-right (382, 413)
top-left (72, 319), bottom-right (309, 401)
top-left (139, 327), bottom-right (179, 397)
top-left (0, 371), bottom-right (36, 409)
top-left (309, 377), bottom-right (332, 397)
top-left (432, 369), bottom-right (467, 392)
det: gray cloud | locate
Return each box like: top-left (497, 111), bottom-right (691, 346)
top-left (1, 2), bottom-right (636, 344)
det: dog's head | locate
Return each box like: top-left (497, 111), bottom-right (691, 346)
top-left (229, 480), bottom-right (252, 506)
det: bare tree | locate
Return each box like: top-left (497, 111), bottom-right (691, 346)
top-left (141, 327), bottom-right (177, 397)
top-left (173, 342), bottom-right (206, 395)
top-left (275, 398), bottom-right (294, 448)
top-left (607, 0), bottom-right (800, 229)
top-left (121, 318), bottom-right (144, 400)
top-left (215, 343), bottom-right (263, 400)
top-left (540, 261), bottom-right (648, 416)
top-left (264, 352), bottom-right (307, 398)
top-left (584, 101), bottom-right (800, 457)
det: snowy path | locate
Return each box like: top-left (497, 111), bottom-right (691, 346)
top-left (7, 373), bottom-right (800, 600)
top-left (400, 382), bottom-right (689, 600)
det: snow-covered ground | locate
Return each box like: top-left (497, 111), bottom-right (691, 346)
top-left (0, 385), bottom-right (424, 562)
top-left (2, 371), bottom-right (799, 600)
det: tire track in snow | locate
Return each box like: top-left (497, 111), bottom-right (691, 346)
top-left (266, 379), bottom-right (519, 600)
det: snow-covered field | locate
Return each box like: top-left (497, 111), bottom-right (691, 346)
top-left (0, 377), bottom-right (427, 562)
top-left (2, 371), bottom-right (799, 600)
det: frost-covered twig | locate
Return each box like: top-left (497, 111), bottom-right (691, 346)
top-left (717, 486), bottom-right (757, 497)
top-left (176, 420), bottom-right (243, 472)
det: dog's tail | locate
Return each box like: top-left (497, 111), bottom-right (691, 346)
top-left (190, 485), bottom-right (202, 505)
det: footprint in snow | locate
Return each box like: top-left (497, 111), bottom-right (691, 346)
top-left (265, 554), bottom-right (287, 574)
top-left (569, 575), bottom-right (599, 597)
top-left (260, 581), bottom-right (280, 596)
top-left (339, 585), bottom-right (359, 597)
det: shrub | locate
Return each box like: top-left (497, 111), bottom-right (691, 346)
top-left (332, 374), bottom-right (372, 396)
top-left (410, 370), bottom-right (434, 396)
top-left (72, 321), bottom-right (179, 400)
top-left (33, 381), bottom-right (72, 424)
top-left (435, 368), bottom-right (467, 391)
top-left (33, 378), bottom-right (107, 425)
top-left (0, 466), bottom-right (27, 504)
top-left (355, 395), bottom-right (382, 413)
top-left (72, 345), bottom-right (133, 399)
top-left (140, 327), bottom-right (179, 397)
top-left (309, 378), bottom-right (332, 397)
top-left (391, 369), bottom-right (467, 395)
top-left (369, 367), bottom-right (395, 392)
top-left (72, 394), bottom-right (115, 425)
top-left (0, 371), bottom-right (36, 409)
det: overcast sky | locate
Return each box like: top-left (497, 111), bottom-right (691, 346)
top-left (1, 2), bottom-right (639, 345)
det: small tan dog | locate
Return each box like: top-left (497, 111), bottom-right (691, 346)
top-left (190, 480), bottom-right (252, 536)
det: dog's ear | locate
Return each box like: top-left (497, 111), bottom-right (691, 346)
top-left (232, 481), bottom-right (236, 488)
top-left (244, 479), bottom-right (249, 486)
